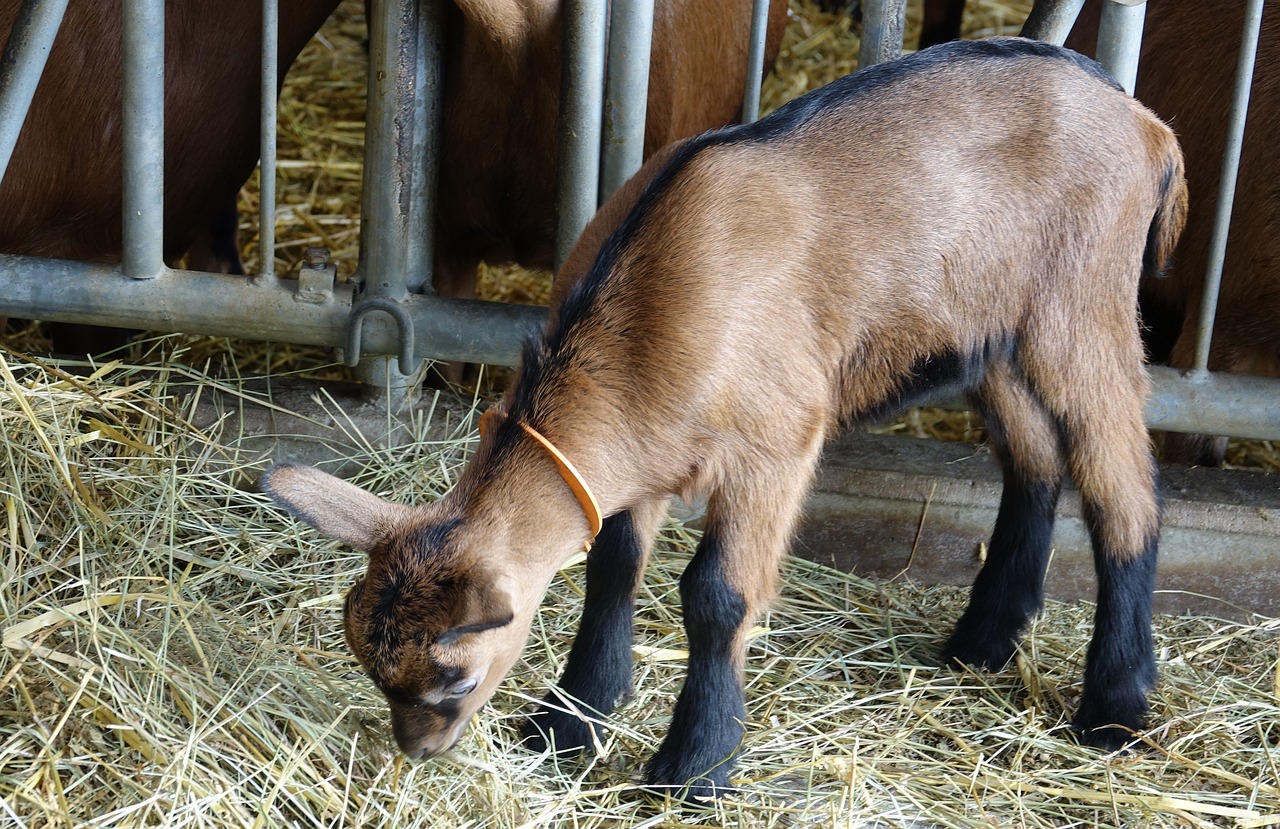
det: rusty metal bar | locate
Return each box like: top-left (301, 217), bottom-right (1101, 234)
top-left (858, 0), bottom-right (906, 67)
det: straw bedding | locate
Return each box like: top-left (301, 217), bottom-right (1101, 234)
top-left (2, 2), bottom-right (1278, 826)
top-left (1, 353), bottom-right (1278, 828)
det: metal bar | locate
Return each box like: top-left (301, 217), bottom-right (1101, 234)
top-left (599, 0), bottom-right (654, 202)
top-left (405, 0), bottom-right (443, 294)
top-left (1095, 0), bottom-right (1146, 95)
top-left (555, 0), bottom-right (607, 269)
top-left (0, 256), bottom-right (546, 367)
top-left (858, 0), bottom-right (906, 68)
top-left (259, 0), bottom-right (279, 277)
top-left (0, 0), bottom-right (70, 185)
top-left (2, 256), bottom-right (1278, 441)
top-left (1191, 0), bottom-right (1265, 375)
top-left (741, 0), bottom-right (771, 123)
top-left (359, 0), bottom-right (418, 302)
top-left (1018, 0), bottom-right (1086, 45)
top-left (122, 0), bottom-right (165, 279)
top-left (1145, 366), bottom-right (1280, 440)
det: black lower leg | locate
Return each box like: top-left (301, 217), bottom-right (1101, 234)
top-left (647, 531), bottom-right (747, 802)
top-left (523, 510), bottom-right (646, 754)
top-left (944, 471), bottom-right (1060, 669)
top-left (1073, 513), bottom-right (1158, 750)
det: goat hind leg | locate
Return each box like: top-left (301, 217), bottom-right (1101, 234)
top-left (944, 363), bottom-right (1065, 670)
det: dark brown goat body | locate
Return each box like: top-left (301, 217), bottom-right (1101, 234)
top-left (432, 0), bottom-right (788, 299)
top-left (264, 38), bottom-right (1186, 801)
top-left (0, 0), bottom-right (338, 269)
top-left (0, 0), bottom-right (340, 351)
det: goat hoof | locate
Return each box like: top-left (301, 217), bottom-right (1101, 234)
top-left (646, 754), bottom-right (734, 804)
top-left (1072, 700), bottom-right (1149, 752)
top-left (520, 705), bottom-right (600, 755)
top-left (940, 635), bottom-right (1016, 672)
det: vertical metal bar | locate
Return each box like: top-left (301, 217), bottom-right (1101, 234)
top-left (1096, 0), bottom-right (1146, 95)
top-left (1191, 0), bottom-right (1265, 375)
top-left (259, 0), bottom-right (279, 277)
top-left (360, 0), bottom-right (417, 302)
top-left (599, 0), bottom-right (654, 202)
top-left (555, 0), bottom-right (607, 269)
top-left (1018, 0), bottom-right (1086, 46)
top-left (0, 0), bottom-right (70, 185)
top-left (122, 0), bottom-right (165, 279)
top-left (858, 0), bottom-right (906, 68)
top-left (741, 0), bottom-right (771, 124)
top-left (405, 0), bottom-right (443, 294)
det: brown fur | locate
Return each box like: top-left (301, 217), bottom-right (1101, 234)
top-left (432, 0), bottom-right (789, 299)
top-left (0, 0), bottom-right (338, 269)
top-left (264, 39), bottom-right (1186, 794)
top-left (1068, 0), bottom-right (1280, 465)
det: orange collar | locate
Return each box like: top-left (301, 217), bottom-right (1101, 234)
top-left (479, 407), bottom-right (603, 551)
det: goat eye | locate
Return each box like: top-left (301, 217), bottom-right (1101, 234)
top-left (448, 679), bottom-right (477, 698)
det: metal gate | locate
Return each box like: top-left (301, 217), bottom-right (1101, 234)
top-left (0, 0), bottom-right (1276, 445)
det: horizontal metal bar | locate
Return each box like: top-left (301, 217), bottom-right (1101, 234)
top-left (1145, 366), bottom-right (1280, 442)
top-left (2, 255), bottom-right (1277, 441)
top-left (0, 255), bottom-right (545, 366)
top-left (0, 0), bottom-right (70, 185)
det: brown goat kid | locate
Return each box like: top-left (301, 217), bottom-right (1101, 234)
top-left (264, 38), bottom-right (1186, 800)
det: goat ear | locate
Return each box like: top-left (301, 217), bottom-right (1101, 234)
top-left (437, 575), bottom-right (516, 646)
top-left (260, 463), bottom-right (412, 552)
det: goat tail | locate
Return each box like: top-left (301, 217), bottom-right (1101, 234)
top-left (1143, 140), bottom-right (1189, 280)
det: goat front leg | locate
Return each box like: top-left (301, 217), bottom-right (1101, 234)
top-left (522, 499), bottom-right (667, 754)
top-left (647, 446), bottom-right (820, 802)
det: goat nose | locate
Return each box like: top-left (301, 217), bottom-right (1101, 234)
top-left (402, 746), bottom-right (427, 761)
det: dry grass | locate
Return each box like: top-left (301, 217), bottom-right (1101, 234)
top-left (1, 350), bottom-right (1278, 828)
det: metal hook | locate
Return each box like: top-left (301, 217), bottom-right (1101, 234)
top-left (344, 297), bottom-right (417, 374)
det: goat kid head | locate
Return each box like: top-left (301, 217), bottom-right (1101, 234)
top-left (261, 463), bottom-right (537, 759)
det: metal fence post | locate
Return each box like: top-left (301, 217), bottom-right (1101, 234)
top-left (858, 0), bottom-right (906, 68)
top-left (600, 0), bottom-right (654, 202)
top-left (122, 0), bottom-right (165, 279)
top-left (259, 0), bottom-right (279, 277)
top-left (1096, 0), bottom-right (1146, 95)
top-left (1190, 0), bottom-right (1265, 376)
top-left (1019, 0), bottom-right (1086, 45)
top-left (741, 0), bottom-right (772, 123)
top-left (555, 0), bottom-right (607, 269)
top-left (357, 0), bottom-right (425, 391)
